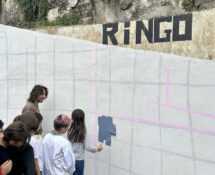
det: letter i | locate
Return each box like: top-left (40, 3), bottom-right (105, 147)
top-left (124, 22), bottom-right (130, 45)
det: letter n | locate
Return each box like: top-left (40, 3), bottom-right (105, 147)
top-left (136, 20), bottom-right (153, 44)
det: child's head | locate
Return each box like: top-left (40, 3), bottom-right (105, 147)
top-left (71, 109), bottom-right (85, 124)
top-left (68, 109), bottom-right (86, 143)
top-left (3, 122), bottom-right (30, 147)
top-left (13, 112), bottom-right (39, 135)
top-left (0, 120), bottom-right (4, 133)
top-left (54, 114), bottom-right (71, 133)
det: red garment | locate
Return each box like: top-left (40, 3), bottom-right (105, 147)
top-left (0, 167), bottom-right (3, 175)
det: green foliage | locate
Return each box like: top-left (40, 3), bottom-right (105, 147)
top-left (195, 0), bottom-right (203, 10)
top-left (182, 0), bottom-right (195, 11)
top-left (15, 0), bottom-right (49, 22)
top-left (182, 0), bottom-right (203, 11)
top-left (17, 12), bottom-right (80, 28)
top-left (51, 13), bottom-right (80, 26)
top-left (15, 0), bottom-right (35, 21)
top-left (14, 0), bottom-right (80, 28)
top-left (38, 0), bottom-right (49, 21)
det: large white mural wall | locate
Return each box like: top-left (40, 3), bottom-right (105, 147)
top-left (0, 24), bottom-right (215, 175)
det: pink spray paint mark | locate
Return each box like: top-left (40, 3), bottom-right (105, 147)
top-left (98, 68), bottom-right (215, 137)
top-left (97, 112), bottom-right (215, 136)
top-left (94, 44), bottom-right (98, 175)
top-left (149, 101), bottom-right (215, 120)
top-left (144, 69), bottom-right (215, 135)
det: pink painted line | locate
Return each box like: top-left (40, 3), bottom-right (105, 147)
top-left (149, 101), bottom-right (215, 119)
top-left (166, 68), bottom-right (170, 105)
top-left (97, 112), bottom-right (215, 136)
top-left (94, 44), bottom-right (98, 175)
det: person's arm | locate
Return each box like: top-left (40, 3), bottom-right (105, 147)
top-left (34, 159), bottom-right (40, 175)
top-left (0, 160), bottom-right (12, 175)
top-left (84, 133), bottom-right (101, 153)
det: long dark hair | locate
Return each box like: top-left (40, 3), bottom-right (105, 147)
top-left (68, 109), bottom-right (86, 143)
top-left (3, 122), bottom-right (31, 144)
top-left (28, 85), bottom-right (48, 102)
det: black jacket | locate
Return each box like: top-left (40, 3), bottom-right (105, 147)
top-left (6, 143), bottom-right (37, 175)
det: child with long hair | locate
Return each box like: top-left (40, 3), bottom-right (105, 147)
top-left (68, 109), bottom-right (103, 175)
top-left (43, 114), bottom-right (75, 175)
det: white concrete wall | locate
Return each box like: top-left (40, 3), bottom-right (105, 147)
top-left (1, 24), bottom-right (215, 175)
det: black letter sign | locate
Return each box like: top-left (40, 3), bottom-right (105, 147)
top-left (103, 23), bottom-right (118, 45)
top-left (136, 19), bottom-right (153, 44)
top-left (154, 17), bottom-right (172, 43)
top-left (124, 22), bottom-right (130, 45)
top-left (173, 14), bottom-right (192, 41)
